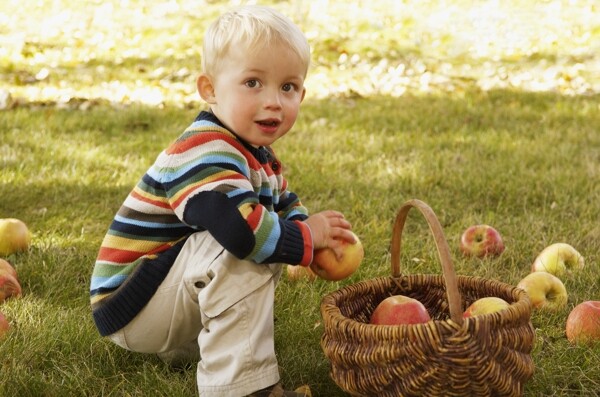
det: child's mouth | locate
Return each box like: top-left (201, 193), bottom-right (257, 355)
top-left (257, 119), bottom-right (280, 127)
top-left (256, 119), bottom-right (281, 133)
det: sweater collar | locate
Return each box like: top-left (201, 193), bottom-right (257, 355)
top-left (195, 110), bottom-right (273, 164)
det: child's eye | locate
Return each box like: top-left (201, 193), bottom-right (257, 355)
top-left (245, 79), bottom-right (260, 88)
top-left (282, 83), bottom-right (296, 92)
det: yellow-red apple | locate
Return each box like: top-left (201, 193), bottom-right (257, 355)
top-left (0, 258), bottom-right (18, 280)
top-left (0, 311), bottom-right (10, 338)
top-left (0, 272), bottom-right (22, 303)
top-left (310, 231), bottom-right (363, 281)
top-left (370, 295), bottom-right (431, 325)
top-left (463, 296), bottom-right (510, 318)
top-left (0, 218), bottom-right (31, 256)
top-left (516, 272), bottom-right (567, 311)
top-left (566, 301), bottom-right (600, 345)
top-left (459, 224), bottom-right (505, 258)
top-left (286, 264), bottom-right (317, 282)
top-left (531, 243), bottom-right (584, 279)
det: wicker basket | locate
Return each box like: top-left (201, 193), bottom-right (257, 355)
top-left (320, 199), bottom-right (535, 396)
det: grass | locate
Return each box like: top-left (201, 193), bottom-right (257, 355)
top-left (1, 90), bottom-right (600, 396)
top-left (2, 0), bottom-right (600, 395)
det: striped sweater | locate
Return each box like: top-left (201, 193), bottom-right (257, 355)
top-left (90, 111), bottom-right (313, 336)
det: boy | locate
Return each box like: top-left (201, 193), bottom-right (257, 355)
top-left (90, 5), bottom-right (355, 397)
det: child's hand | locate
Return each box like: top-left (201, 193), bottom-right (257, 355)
top-left (304, 210), bottom-right (355, 260)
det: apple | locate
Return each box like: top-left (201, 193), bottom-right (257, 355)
top-left (531, 243), bottom-right (584, 278)
top-left (516, 272), bottom-right (567, 311)
top-left (459, 224), bottom-right (505, 258)
top-left (463, 296), bottom-right (510, 318)
top-left (310, 231), bottom-right (363, 281)
top-left (0, 218), bottom-right (32, 256)
top-left (566, 301), bottom-right (600, 345)
top-left (0, 258), bottom-right (18, 280)
top-left (0, 271), bottom-right (22, 303)
top-left (0, 311), bottom-right (10, 338)
top-left (370, 295), bottom-right (431, 325)
top-left (286, 264), bottom-right (317, 282)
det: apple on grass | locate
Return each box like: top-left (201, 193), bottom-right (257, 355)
top-left (516, 272), bottom-right (567, 312)
top-left (286, 264), bottom-right (317, 282)
top-left (531, 243), bottom-right (584, 278)
top-left (459, 224), bottom-right (505, 258)
top-left (566, 301), bottom-right (600, 345)
top-left (309, 231), bottom-right (363, 281)
top-left (0, 258), bottom-right (18, 280)
top-left (463, 297), bottom-right (510, 318)
top-left (0, 311), bottom-right (10, 338)
top-left (370, 295), bottom-right (431, 325)
top-left (0, 271), bottom-right (21, 303)
top-left (0, 218), bottom-right (32, 256)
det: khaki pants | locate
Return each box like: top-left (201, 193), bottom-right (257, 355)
top-left (108, 232), bottom-right (283, 396)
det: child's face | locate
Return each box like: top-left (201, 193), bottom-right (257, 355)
top-left (201, 42), bottom-right (306, 147)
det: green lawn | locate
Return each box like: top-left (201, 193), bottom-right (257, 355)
top-left (1, 0), bottom-right (600, 396)
top-left (1, 90), bottom-right (599, 396)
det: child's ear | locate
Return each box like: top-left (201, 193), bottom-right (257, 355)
top-left (197, 74), bottom-right (216, 104)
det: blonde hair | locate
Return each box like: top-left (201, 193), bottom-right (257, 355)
top-left (202, 5), bottom-right (311, 77)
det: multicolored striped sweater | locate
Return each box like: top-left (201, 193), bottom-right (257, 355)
top-left (90, 111), bottom-right (313, 336)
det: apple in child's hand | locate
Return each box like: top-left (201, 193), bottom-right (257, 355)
top-left (566, 301), bottom-right (600, 345)
top-left (516, 271), bottom-right (567, 311)
top-left (0, 218), bottom-right (32, 256)
top-left (531, 243), bottom-right (584, 278)
top-left (463, 297), bottom-right (510, 318)
top-left (459, 224), bottom-right (505, 258)
top-left (310, 232), bottom-right (363, 281)
top-left (370, 295), bottom-right (431, 325)
top-left (0, 311), bottom-right (10, 338)
top-left (286, 264), bottom-right (317, 282)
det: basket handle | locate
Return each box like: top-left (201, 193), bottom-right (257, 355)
top-left (391, 199), bottom-right (463, 324)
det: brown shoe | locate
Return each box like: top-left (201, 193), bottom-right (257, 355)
top-left (246, 383), bottom-right (311, 397)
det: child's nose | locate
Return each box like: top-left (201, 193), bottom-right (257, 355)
top-left (263, 89), bottom-right (282, 109)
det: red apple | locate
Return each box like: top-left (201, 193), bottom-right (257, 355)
top-left (531, 243), bottom-right (584, 279)
top-left (0, 272), bottom-right (22, 303)
top-left (0, 218), bottom-right (32, 256)
top-left (286, 264), bottom-right (317, 282)
top-left (459, 224), bottom-right (505, 258)
top-left (0, 258), bottom-right (18, 280)
top-left (310, 231), bottom-right (363, 281)
top-left (0, 311), bottom-right (10, 338)
top-left (370, 295), bottom-right (431, 325)
top-left (463, 296), bottom-right (510, 318)
top-left (516, 272), bottom-right (567, 312)
top-left (566, 301), bottom-right (600, 345)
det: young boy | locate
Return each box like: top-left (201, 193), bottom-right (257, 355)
top-left (90, 5), bottom-right (355, 397)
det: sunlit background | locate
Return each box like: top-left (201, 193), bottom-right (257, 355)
top-left (1, 0), bottom-right (599, 108)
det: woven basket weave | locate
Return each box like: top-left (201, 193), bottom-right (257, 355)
top-left (320, 199), bottom-right (535, 396)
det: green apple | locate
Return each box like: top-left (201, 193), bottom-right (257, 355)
top-left (463, 296), bottom-right (510, 318)
top-left (516, 272), bottom-right (567, 311)
top-left (0, 218), bottom-right (32, 256)
top-left (531, 243), bottom-right (584, 278)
